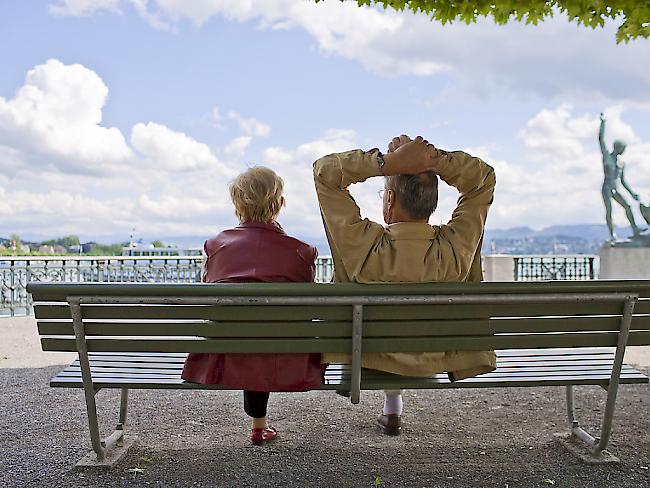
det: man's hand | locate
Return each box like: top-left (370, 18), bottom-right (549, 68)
top-left (382, 135), bottom-right (445, 176)
top-left (387, 134), bottom-right (412, 153)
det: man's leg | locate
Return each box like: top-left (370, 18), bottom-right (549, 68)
top-left (383, 389), bottom-right (403, 416)
top-left (378, 389), bottom-right (403, 436)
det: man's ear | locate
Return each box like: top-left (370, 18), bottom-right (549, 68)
top-left (386, 189), bottom-right (395, 208)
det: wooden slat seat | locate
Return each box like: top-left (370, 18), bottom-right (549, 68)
top-left (26, 280), bottom-right (650, 466)
top-left (49, 349), bottom-right (648, 390)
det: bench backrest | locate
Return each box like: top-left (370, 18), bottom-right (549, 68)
top-left (28, 281), bottom-right (650, 355)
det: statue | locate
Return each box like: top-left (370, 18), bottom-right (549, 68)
top-left (598, 113), bottom-right (647, 241)
top-left (641, 201), bottom-right (650, 226)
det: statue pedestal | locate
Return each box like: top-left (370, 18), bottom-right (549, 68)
top-left (598, 244), bottom-right (650, 279)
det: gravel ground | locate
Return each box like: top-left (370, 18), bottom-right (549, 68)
top-left (1, 365), bottom-right (649, 488)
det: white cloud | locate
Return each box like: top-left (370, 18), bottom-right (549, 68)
top-left (0, 59), bottom-right (133, 175)
top-left (224, 136), bottom-right (252, 160)
top-left (49, 0), bottom-right (121, 17)
top-left (227, 111), bottom-right (271, 138)
top-left (131, 121), bottom-right (232, 174)
top-left (0, 60), bottom-right (243, 240)
top-left (262, 129), bottom-right (371, 235)
top-left (484, 105), bottom-right (650, 230)
top-left (54, 0), bottom-right (650, 102)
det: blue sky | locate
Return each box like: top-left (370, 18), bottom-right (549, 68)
top-left (1, 0), bottom-right (649, 245)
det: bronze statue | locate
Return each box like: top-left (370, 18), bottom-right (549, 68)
top-left (599, 113), bottom-right (646, 240)
top-left (641, 201), bottom-right (650, 226)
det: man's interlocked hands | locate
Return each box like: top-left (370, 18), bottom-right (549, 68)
top-left (382, 135), bottom-right (447, 177)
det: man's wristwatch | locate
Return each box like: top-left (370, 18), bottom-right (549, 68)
top-left (376, 150), bottom-right (386, 175)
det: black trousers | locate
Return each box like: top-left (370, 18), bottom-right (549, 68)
top-left (243, 390), bottom-right (270, 418)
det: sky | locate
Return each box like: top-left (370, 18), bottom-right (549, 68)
top-left (1, 0), bottom-right (650, 246)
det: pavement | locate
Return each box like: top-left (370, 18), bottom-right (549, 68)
top-left (1, 315), bottom-right (649, 487)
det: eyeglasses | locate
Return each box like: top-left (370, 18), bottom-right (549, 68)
top-left (378, 189), bottom-right (388, 199)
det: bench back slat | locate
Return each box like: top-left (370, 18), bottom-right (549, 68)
top-left (36, 315), bottom-right (650, 337)
top-left (40, 330), bottom-right (650, 354)
top-left (29, 281), bottom-right (650, 355)
top-left (31, 300), bottom-right (650, 321)
top-left (26, 280), bottom-right (650, 301)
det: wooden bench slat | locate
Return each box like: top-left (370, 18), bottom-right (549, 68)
top-left (49, 371), bottom-right (648, 390)
top-left (77, 348), bottom-right (617, 362)
top-left (36, 315), bottom-right (650, 337)
top-left (32, 299), bottom-right (650, 321)
top-left (26, 280), bottom-right (650, 302)
top-left (62, 364), bottom-right (641, 378)
top-left (71, 357), bottom-right (628, 372)
top-left (39, 330), bottom-right (650, 353)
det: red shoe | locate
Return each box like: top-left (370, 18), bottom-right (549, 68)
top-left (250, 426), bottom-right (278, 445)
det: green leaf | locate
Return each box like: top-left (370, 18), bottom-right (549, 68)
top-left (336, 1), bottom-right (650, 43)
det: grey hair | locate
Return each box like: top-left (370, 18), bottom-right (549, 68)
top-left (385, 172), bottom-right (439, 220)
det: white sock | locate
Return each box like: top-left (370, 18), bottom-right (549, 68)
top-left (383, 390), bottom-right (403, 416)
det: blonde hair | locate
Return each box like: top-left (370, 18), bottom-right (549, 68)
top-left (229, 166), bottom-right (284, 223)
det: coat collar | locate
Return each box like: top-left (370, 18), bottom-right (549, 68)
top-left (385, 222), bottom-right (436, 240)
top-left (238, 221), bottom-right (286, 234)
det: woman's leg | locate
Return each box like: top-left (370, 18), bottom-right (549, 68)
top-left (243, 390), bottom-right (270, 428)
top-left (244, 391), bottom-right (277, 444)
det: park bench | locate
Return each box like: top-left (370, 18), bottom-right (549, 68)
top-left (28, 280), bottom-right (650, 466)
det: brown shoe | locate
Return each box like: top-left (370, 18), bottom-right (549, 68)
top-left (377, 414), bottom-right (402, 436)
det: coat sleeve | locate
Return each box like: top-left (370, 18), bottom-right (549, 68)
top-left (435, 151), bottom-right (496, 280)
top-left (303, 245), bottom-right (318, 282)
top-left (313, 150), bottom-right (385, 281)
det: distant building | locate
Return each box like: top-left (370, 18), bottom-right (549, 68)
top-left (38, 245), bottom-right (55, 254)
top-left (122, 244), bottom-right (203, 257)
top-left (82, 242), bottom-right (97, 253)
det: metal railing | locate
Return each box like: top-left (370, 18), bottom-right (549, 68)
top-left (2, 254), bottom-right (600, 316)
top-left (513, 255), bottom-right (596, 281)
top-left (0, 255), bottom-right (336, 316)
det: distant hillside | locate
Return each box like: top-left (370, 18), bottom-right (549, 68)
top-left (2, 223), bottom-right (635, 257)
top-left (483, 224), bottom-right (631, 255)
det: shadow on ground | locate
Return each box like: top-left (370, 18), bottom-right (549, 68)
top-left (1, 365), bottom-right (648, 487)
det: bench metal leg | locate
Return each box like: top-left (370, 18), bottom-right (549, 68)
top-left (350, 304), bottom-right (363, 405)
top-left (561, 296), bottom-right (636, 463)
top-left (71, 300), bottom-right (134, 466)
top-left (71, 300), bottom-right (106, 462)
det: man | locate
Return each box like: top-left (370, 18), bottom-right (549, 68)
top-left (313, 134), bottom-right (496, 435)
top-left (598, 113), bottom-right (645, 240)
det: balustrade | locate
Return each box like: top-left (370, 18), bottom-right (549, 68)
top-left (0, 255), bottom-right (335, 316)
top-left (1, 254), bottom-right (599, 316)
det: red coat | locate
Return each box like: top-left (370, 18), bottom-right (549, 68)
top-left (181, 221), bottom-right (323, 391)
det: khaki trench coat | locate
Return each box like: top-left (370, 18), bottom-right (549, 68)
top-left (313, 149), bottom-right (497, 380)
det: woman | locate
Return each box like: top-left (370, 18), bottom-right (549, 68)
top-left (181, 166), bottom-right (322, 445)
